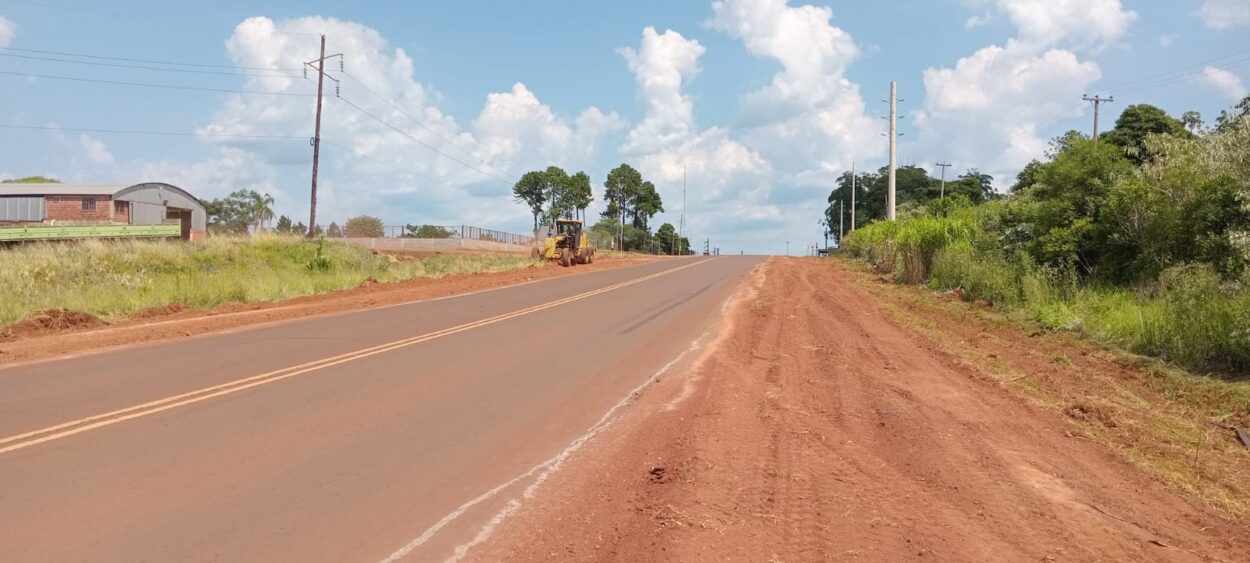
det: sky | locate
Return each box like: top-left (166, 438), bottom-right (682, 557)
top-left (1, 0), bottom-right (1249, 254)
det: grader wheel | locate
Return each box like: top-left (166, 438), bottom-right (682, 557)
top-left (559, 248), bottom-right (572, 267)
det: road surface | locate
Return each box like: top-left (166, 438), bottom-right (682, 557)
top-left (0, 255), bottom-right (761, 561)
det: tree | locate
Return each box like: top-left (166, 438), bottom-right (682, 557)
top-left (293, 221), bottom-right (308, 236)
top-left (655, 223), bottom-right (678, 254)
top-left (564, 171), bottom-right (594, 220)
top-left (242, 191), bottom-right (275, 233)
top-left (603, 163), bottom-right (644, 249)
top-left (513, 170), bottom-right (548, 231)
top-left (543, 165), bottom-right (572, 222)
top-left (344, 215), bottom-right (384, 238)
top-left (275, 215), bottom-right (293, 234)
top-left (631, 181), bottom-right (664, 231)
top-left (2, 176), bottom-right (60, 183)
top-left (1181, 111), bottom-right (1204, 134)
top-left (954, 169), bottom-right (994, 201)
top-left (204, 190), bottom-right (263, 235)
top-left (403, 224), bottom-right (453, 238)
top-left (1215, 95), bottom-right (1250, 133)
top-left (327, 222), bottom-right (343, 238)
top-left (1101, 104), bottom-right (1189, 163)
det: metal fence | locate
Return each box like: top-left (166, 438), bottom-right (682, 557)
top-left (380, 225), bottom-right (534, 246)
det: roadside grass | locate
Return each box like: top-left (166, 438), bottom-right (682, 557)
top-left (0, 236), bottom-right (540, 326)
top-left (839, 259), bottom-right (1250, 517)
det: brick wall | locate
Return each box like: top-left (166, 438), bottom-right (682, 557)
top-left (45, 195), bottom-right (115, 223)
top-left (113, 200), bottom-right (130, 223)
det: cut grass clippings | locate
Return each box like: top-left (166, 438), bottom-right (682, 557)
top-left (0, 235), bottom-right (542, 329)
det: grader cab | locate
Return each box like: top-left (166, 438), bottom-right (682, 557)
top-left (533, 219), bottom-right (596, 267)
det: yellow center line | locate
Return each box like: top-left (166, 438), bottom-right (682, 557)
top-left (0, 258), bottom-right (716, 455)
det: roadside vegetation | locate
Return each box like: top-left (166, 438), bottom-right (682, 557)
top-left (834, 101), bottom-right (1250, 375)
top-left (513, 163), bottom-right (693, 255)
top-left (0, 236), bottom-right (538, 327)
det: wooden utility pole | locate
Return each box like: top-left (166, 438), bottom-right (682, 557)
top-left (1083, 94), bottom-right (1114, 140)
top-left (306, 35), bottom-right (327, 237)
top-left (887, 81), bottom-right (898, 220)
top-left (936, 162), bottom-right (952, 199)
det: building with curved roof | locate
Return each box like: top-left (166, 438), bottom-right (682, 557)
top-left (0, 182), bottom-right (207, 240)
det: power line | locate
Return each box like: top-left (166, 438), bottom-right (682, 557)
top-left (0, 51), bottom-right (304, 78)
top-left (335, 95), bottom-right (514, 185)
top-left (0, 46), bottom-right (303, 72)
top-left (3, 0), bottom-right (322, 37)
top-left (321, 140), bottom-right (466, 191)
top-left (340, 70), bottom-right (516, 181)
top-left (1113, 58), bottom-right (1250, 98)
top-left (0, 123), bottom-right (307, 140)
top-left (1095, 47), bottom-right (1250, 95)
top-left (0, 69), bottom-right (315, 97)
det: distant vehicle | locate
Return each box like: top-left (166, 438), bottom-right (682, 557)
top-left (532, 218), bottom-right (596, 267)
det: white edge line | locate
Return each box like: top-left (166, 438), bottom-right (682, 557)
top-left (379, 309), bottom-right (724, 563)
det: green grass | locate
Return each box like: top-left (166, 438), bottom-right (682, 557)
top-left (0, 235), bottom-right (540, 326)
top-left (844, 216), bottom-right (1250, 374)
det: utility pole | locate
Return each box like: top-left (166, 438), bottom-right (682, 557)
top-left (838, 199), bottom-right (844, 243)
top-left (1083, 94), bottom-right (1114, 140)
top-left (850, 161), bottom-right (856, 232)
top-left (303, 35), bottom-right (342, 238)
top-left (785, 240), bottom-right (790, 256)
top-left (680, 164), bottom-right (686, 256)
top-left (887, 81), bottom-right (898, 221)
top-left (936, 162), bottom-right (952, 199)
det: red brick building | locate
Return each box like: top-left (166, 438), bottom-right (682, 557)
top-left (0, 182), bottom-right (207, 240)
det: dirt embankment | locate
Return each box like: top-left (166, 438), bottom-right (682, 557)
top-left (472, 257), bottom-right (1250, 562)
top-left (0, 254), bottom-right (658, 367)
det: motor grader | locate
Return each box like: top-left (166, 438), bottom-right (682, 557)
top-left (532, 218), bottom-right (596, 267)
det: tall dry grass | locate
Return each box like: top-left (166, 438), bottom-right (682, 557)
top-left (0, 235), bottom-right (538, 326)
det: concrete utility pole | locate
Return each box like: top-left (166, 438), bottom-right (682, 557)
top-left (850, 161), bottom-right (856, 232)
top-left (680, 164), bottom-right (686, 256)
top-left (839, 198), bottom-right (845, 243)
top-left (887, 81), bottom-right (898, 220)
top-left (936, 162), bottom-right (952, 199)
top-left (785, 240), bottom-right (790, 256)
top-left (1083, 94), bottom-right (1114, 140)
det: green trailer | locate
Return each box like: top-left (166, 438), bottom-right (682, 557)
top-left (0, 222), bottom-right (182, 242)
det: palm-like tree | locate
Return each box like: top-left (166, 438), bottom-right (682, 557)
top-left (250, 191), bottom-right (275, 233)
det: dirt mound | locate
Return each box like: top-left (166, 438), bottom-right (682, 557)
top-left (1, 309), bottom-right (106, 341)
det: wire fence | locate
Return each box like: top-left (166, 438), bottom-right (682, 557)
top-left (380, 225), bottom-right (534, 246)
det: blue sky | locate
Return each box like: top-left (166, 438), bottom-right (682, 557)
top-left (1, 0), bottom-right (1248, 254)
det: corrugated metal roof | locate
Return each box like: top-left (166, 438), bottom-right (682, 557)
top-left (0, 183), bottom-right (134, 196)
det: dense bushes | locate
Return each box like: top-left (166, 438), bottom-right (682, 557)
top-left (841, 117), bottom-right (1250, 373)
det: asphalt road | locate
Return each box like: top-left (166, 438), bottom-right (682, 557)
top-left (0, 255), bottom-right (761, 562)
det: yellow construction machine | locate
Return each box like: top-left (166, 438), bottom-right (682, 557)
top-left (533, 218), bottom-right (596, 267)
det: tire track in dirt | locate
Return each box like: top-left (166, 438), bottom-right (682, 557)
top-left (470, 257), bottom-right (1250, 562)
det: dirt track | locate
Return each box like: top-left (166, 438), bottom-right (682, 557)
top-left (474, 257), bottom-right (1250, 562)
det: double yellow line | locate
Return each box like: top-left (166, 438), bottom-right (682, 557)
top-left (0, 259), bottom-right (713, 456)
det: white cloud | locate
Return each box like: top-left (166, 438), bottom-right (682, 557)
top-left (165, 16), bottom-right (622, 230)
top-left (1196, 0), bottom-right (1250, 30)
top-left (994, 0), bottom-right (1136, 50)
top-left (618, 27), bottom-right (704, 154)
top-left (915, 0), bottom-right (1132, 189)
top-left (707, 0), bottom-right (882, 183)
top-left (0, 14), bottom-right (15, 47)
top-left (78, 134), bottom-right (114, 166)
top-left (1197, 66), bottom-right (1248, 102)
top-left (1159, 34), bottom-right (1177, 48)
top-left (965, 12), bottom-right (994, 29)
top-left (617, 24), bottom-right (776, 252)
